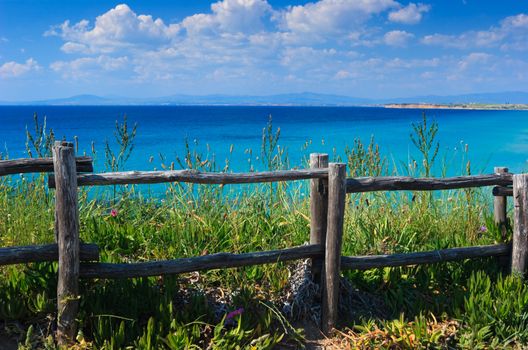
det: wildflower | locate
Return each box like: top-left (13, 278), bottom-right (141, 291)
top-left (226, 308), bottom-right (244, 319)
top-left (224, 308), bottom-right (244, 326)
top-left (110, 209), bottom-right (118, 217)
top-left (479, 225), bottom-right (487, 233)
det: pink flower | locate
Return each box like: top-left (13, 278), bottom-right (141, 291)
top-left (226, 308), bottom-right (244, 320)
top-left (224, 308), bottom-right (244, 326)
top-left (110, 209), bottom-right (118, 217)
top-left (479, 225), bottom-right (487, 232)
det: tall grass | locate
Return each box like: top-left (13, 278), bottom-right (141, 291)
top-left (1, 114), bottom-right (525, 349)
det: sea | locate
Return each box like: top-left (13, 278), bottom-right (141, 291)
top-left (1, 105), bottom-right (527, 175)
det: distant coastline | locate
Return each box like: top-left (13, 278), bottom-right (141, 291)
top-left (384, 103), bottom-right (528, 111)
top-left (2, 91), bottom-right (528, 107)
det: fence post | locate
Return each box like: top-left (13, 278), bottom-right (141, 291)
top-left (53, 141), bottom-right (80, 344)
top-left (494, 167), bottom-right (509, 241)
top-left (321, 162), bottom-right (346, 334)
top-left (512, 174), bottom-right (528, 276)
top-left (310, 153), bottom-right (328, 283)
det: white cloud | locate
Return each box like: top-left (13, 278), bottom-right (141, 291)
top-left (499, 13), bottom-right (528, 50)
top-left (50, 55), bottom-right (128, 79)
top-left (457, 52), bottom-right (492, 71)
top-left (213, 0), bottom-right (272, 32)
top-left (0, 58), bottom-right (40, 78)
top-left (182, 0), bottom-right (272, 35)
top-left (384, 30), bottom-right (414, 46)
top-left (382, 57), bottom-right (439, 69)
top-left (280, 46), bottom-right (338, 70)
top-left (423, 13), bottom-right (528, 50)
top-left (422, 31), bottom-right (503, 48)
top-left (43, 0), bottom-right (421, 73)
top-left (388, 3), bottom-right (430, 24)
top-left (45, 4), bottom-right (180, 54)
top-left (501, 13), bottom-right (528, 30)
top-left (61, 42), bottom-right (90, 54)
top-left (421, 33), bottom-right (456, 47)
top-left (420, 71), bottom-right (434, 79)
top-left (281, 0), bottom-right (398, 35)
top-left (36, 1), bottom-right (528, 97)
top-left (181, 14), bottom-right (217, 36)
top-left (38, 1), bottom-right (438, 90)
top-left (334, 69), bottom-right (354, 79)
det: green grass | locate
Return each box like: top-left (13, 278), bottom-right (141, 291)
top-left (1, 115), bottom-right (527, 349)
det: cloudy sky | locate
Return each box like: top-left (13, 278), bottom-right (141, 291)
top-left (0, 0), bottom-right (527, 101)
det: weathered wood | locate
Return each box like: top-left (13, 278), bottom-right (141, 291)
top-left (0, 243), bottom-right (99, 266)
top-left (80, 244), bottom-right (323, 279)
top-left (494, 167), bottom-right (510, 241)
top-left (493, 186), bottom-right (513, 197)
top-left (512, 174), bottom-right (528, 276)
top-left (322, 163), bottom-right (346, 335)
top-left (341, 243), bottom-right (510, 270)
top-left (53, 141), bottom-right (80, 344)
top-left (310, 153), bottom-right (328, 283)
top-left (0, 156), bottom-right (93, 176)
top-left (346, 174), bottom-right (512, 193)
top-left (48, 168), bottom-right (329, 188)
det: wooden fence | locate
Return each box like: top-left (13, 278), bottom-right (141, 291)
top-left (0, 141), bottom-right (526, 344)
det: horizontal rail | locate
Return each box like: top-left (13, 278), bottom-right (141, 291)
top-left (77, 242), bottom-right (510, 277)
top-left (341, 243), bottom-right (510, 270)
top-left (49, 168), bottom-right (329, 188)
top-left (346, 174), bottom-right (513, 193)
top-left (79, 244), bottom-right (323, 279)
top-left (493, 186), bottom-right (513, 197)
top-left (0, 156), bottom-right (93, 177)
top-left (0, 243), bottom-right (99, 266)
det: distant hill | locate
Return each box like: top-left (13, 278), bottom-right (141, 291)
top-left (1, 91), bottom-right (527, 106)
top-left (22, 94), bottom-right (112, 105)
top-left (0, 92), bottom-right (369, 106)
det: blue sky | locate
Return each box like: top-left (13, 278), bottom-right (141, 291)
top-left (0, 0), bottom-right (527, 101)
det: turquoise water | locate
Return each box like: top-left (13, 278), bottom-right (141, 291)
top-left (1, 105), bottom-right (527, 175)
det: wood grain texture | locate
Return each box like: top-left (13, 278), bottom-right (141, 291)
top-left (341, 244), bottom-right (510, 270)
top-left (0, 156), bottom-right (92, 176)
top-left (512, 174), bottom-right (528, 276)
top-left (310, 153), bottom-right (328, 283)
top-left (53, 141), bottom-right (80, 344)
top-left (0, 243), bottom-right (99, 266)
top-left (79, 244), bottom-right (323, 279)
top-left (493, 186), bottom-right (513, 197)
top-left (346, 174), bottom-right (512, 193)
top-left (48, 168), bottom-right (329, 188)
top-left (494, 167), bottom-right (510, 241)
top-left (322, 163), bottom-right (347, 335)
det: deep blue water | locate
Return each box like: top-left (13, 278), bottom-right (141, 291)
top-left (1, 105), bottom-right (527, 175)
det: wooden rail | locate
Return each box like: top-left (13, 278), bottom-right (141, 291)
top-left (493, 168), bottom-right (510, 242)
top-left (346, 174), bottom-right (512, 193)
top-left (322, 163), bottom-right (347, 334)
top-left (512, 175), bottom-right (528, 276)
top-left (53, 142), bottom-right (80, 344)
top-left (0, 243), bottom-right (99, 265)
top-left (0, 156), bottom-right (93, 176)
top-left (341, 244), bottom-right (510, 270)
top-left (79, 244), bottom-right (323, 279)
top-left (5, 147), bottom-right (528, 339)
top-left (309, 154), bottom-right (328, 283)
top-left (493, 186), bottom-right (513, 196)
top-left (48, 168), bottom-right (329, 188)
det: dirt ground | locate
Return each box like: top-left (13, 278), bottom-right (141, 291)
top-left (0, 335), bottom-right (18, 350)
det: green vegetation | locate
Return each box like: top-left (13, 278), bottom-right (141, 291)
top-left (1, 114), bottom-right (526, 349)
top-left (385, 103), bottom-right (528, 110)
